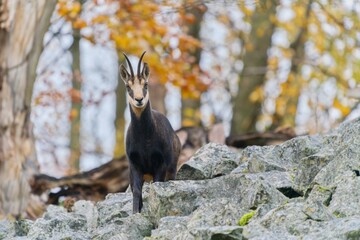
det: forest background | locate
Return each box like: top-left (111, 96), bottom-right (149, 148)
top-left (0, 0), bottom-right (359, 218)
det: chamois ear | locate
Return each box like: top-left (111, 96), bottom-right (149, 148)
top-left (141, 62), bottom-right (150, 82)
top-left (120, 64), bottom-right (131, 84)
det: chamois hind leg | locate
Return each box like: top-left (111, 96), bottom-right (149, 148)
top-left (165, 164), bottom-right (177, 181)
top-left (151, 152), bottom-right (166, 182)
top-left (165, 157), bottom-right (177, 181)
top-left (153, 167), bottom-right (167, 182)
top-left (130, 166), bottom-right (144, 213)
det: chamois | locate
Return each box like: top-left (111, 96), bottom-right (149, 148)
top-left (120, 52), bottom-right (181, 213)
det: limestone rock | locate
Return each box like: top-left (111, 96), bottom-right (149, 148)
top-left (27, 205), bottom-right (91, 240)
top-left (145, 174), bottom-right (286, 224)
top-left (0, 219), bottom-right (33, 240)
top-left (3, 119), bottom-right (360, 239)
top-left (176, 143), bottom-right (239, 180)
top-left (92, 214), bottom-right (153, 240)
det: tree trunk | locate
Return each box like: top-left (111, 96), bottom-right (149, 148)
top-left (150, 83), bottom-right (167, 114)
top-left (114, 62), bottom-right (127, 158)
top-left (181, 4), bottom-right (205, 127)
top-left (0, 0), bottom-right (56, 217)
top-left (230, 0), bottom-right (278, 135)
top-left (271, 0), bottom-right (312, 128)
top-left (68, 29), bottom-right (82, 174)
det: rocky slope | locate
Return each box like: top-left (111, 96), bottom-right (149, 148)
top-left (2, 119), bottom-right (360, 239)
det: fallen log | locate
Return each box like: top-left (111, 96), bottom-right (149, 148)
top-left (30, 155), bottom-right (129, 204)
top-left (226, 126), bottom-right (296, 148)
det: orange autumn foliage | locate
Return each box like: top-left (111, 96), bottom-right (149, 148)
top-left (57, 0), bottom-right (209, 99)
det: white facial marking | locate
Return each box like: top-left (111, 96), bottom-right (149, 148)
top-left (127, 77), bottom-right (149, 117)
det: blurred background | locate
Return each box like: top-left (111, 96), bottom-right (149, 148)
top-left (1, 0), bottom-right (360, 218)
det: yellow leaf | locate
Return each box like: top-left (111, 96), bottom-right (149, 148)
top-left (92, 15), bottom-right (108, 24)
top-left (72, 2), bottom-right (81, 14)
top-left (276, 98), bottom-right (286, 116)
top-left (268, 56), bottom-right (278, 70)
top-left (34, 96), bottom-right (42, 106)
top-left (69, 109), bottom-right (78, 121)
top-left (217, 14), bottom-right (230, 24)
top-left (256, 28), bottom-right (265, 37)
top-left (241, 6), bottom-right (253, 17)
top-left (245, 42), bottom-right (254, 52)
top-left (333, 98), bottom-right (351, 116)
top-left (288, 105), bottom-right (297, 115)
top-left (73, 19), bottom-right (87, 29)
top-left (249, 87), bottom-right (264, 102)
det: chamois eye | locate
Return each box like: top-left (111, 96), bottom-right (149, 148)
top-left (126, 85), bottom-right (131, 91)
top-left (144, 83), bottom-right (148, 89)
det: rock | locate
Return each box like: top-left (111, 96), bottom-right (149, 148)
top-left (238, 134), bottom-right (341, 195)
top-left (241, 135), bottom-right (324, 173)
top-left (4, 119), bottom-right (360, 239)
top-left (92, 214), bottom-right (153, 240)
top-left (0, 219), bottom-right (33, 240)
top-left (189, 226), bottom-right (243, 239)
top-left (231, 161), bottom-right (248, 174)
top-left (313, 144), bottom-right (360, 188)
top-left (149, 216), bottom-right (189, 239)
top-left (176, 143), bottom-right (239, 180)
top-left (145, 173), bottom-right (287, 225)
top-left (73, 200), bottom-right (98, 232)
top-left (243, 200), bottom-right (309, 239)
top-left (302, 216), bottom-right (360, 240)
top-left (243, 171), bottom-right (293, 191)
top-left (186, 198), bottom-right (246, 229)
top-left (244, 200), bottom-right (360, 240)
top-left (0, 220), bottom-right (12, 240)
top-left (96, 192), bottom-right (132, 227)
top-left (242, 145), bottom-right (284, 172)
top-left (291, 152), bottom-right (334, 193)
top-left (149, 202), bottom-right (246, 240)
top-left (27, 205), bottom-right (91, 240)
top-left (327, 176), bottom-right (360, 218)
top-left (305, 184), bottom-right (335, 209)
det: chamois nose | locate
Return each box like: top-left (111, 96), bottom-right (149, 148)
top-left (135, 97), bottom-right (143, 103)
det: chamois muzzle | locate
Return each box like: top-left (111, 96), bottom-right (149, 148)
top-left (135, 97), bottom-right (144, 106)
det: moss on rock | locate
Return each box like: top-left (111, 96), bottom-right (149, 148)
top-left (238, 211), bottom-right (255, 226)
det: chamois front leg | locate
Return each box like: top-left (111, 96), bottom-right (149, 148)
top-left (129, 166), bottom-right (144, 213)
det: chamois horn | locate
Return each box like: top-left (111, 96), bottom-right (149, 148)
top-left (123, 53), bottom-right (134, 77)
top-left (137, 51), bottom-right (146, 77)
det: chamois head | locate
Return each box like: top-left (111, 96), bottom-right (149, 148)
top-left (120, 51), bottom-right (150, 110)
